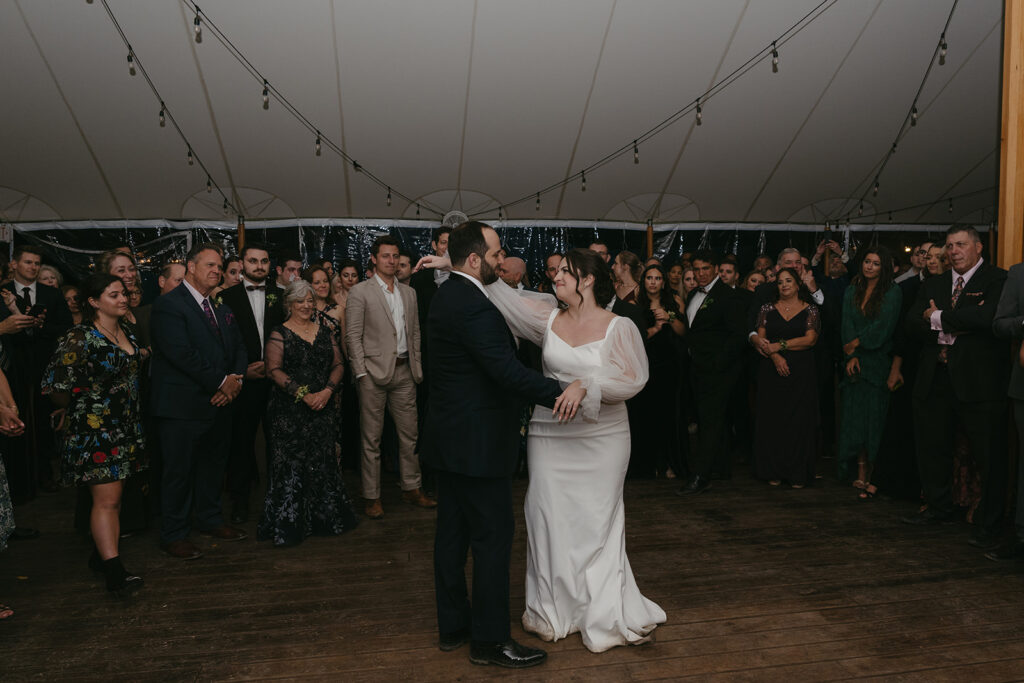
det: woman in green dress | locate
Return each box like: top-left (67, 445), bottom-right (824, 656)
top-left (838, 247), bottom-right (902, 493)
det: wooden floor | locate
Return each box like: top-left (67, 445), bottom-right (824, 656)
top-left (3, 466), bottom-right (1024, 682)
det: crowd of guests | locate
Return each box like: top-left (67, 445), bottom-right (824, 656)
top-left (1, 222), bottom-right (1023, 616)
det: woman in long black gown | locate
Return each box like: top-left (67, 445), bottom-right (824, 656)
top-left (752, 268), bottom-right (820, 488)
top-left (258, 280), bottom-right (358, 547)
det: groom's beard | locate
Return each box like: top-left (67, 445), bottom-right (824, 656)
top-left (480, 259), bottom-right (499, 285)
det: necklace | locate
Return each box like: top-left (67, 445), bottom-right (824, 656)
top-left (95, 320), bottom-right (121, 344)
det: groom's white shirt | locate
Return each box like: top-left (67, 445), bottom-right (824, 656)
top-left (451, 270), bottom-right (490, 299)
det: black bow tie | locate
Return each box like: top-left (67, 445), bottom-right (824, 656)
top-left (698, 287), bottom-right (708, 294)
top-left (246, 285), bottom-right (266, 291)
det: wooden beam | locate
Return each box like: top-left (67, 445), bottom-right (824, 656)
top-left (236, 215), bottom-right (246, 250)
top-left (998, 0), bottom-right (1024, 268)
top-left (646, 219), bottom-right (654, 258)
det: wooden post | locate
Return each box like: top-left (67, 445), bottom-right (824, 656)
top-left (237, 215), bottom-right (246, 251)
top-left (998, 0), bottom-right (1024, 268)
top-left (646, 219), bottom-right (654, 258)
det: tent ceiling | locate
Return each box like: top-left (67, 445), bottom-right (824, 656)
top-left (0, 0), bottom-right (1004, 226)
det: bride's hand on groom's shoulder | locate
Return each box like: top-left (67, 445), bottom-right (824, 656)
top-left (414, 254), bottom-right (452, 273)
top-left (553, 380), bottom-right (587, 423)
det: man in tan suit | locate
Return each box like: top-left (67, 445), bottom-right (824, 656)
top-left (346, 235), bottom-right (436, 519)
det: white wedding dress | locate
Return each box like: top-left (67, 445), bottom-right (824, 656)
top-left (487, 284), bottom-right (666, 653)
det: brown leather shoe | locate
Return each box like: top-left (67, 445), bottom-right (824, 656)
top-left (365, 499), bottom-right (384, 519)
top-left (199, 526), bottom-right (248, 542)
top-left (160, 539), bottom-right (203, 560)
top-left (402, 488), bottom-right (437, 509)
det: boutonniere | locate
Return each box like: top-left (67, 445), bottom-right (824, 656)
top-left (699, 297), bottom-right (714, 311)
top-left (214, 296), bottom-right (224, 307)
top-left (267, 293), bottom-right (278, 307)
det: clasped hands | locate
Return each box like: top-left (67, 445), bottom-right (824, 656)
top-left (211, 374), bottom-right (244, 406)
top-left (552, 379), bottom-right (586, 423)
top-left (302, 388), bottom-right (333, 412)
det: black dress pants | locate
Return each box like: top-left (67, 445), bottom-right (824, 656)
top-left (433, 470), bottom-right (513, 643)
top-left (690, 363), bottom-right (740, 478)
top-left (159, 414), bottom-right (231, 544)
top-left (913, 364), bottom-right (1007, 533)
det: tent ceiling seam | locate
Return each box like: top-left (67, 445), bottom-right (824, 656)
top-left (742, 0), bottom-right (884, 222)
top-left (454, 0), bottom-right (479, 203)
top-left (330, 0), bottom-right (352, 215)
top-left (912, 145), bottom-right (997, 222)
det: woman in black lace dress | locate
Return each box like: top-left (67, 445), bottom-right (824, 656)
top-left (258, 280), bottom-right (358, 547)
top-left (751, 268), bottom-right (820, 488)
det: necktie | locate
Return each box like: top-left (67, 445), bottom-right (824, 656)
top-left (201, 298), bottom-right (222, 339)
top-left (22, 286), bottom-right (31, 309)
top-left (245, 285), bottom-right (265, 291)
top-left (951, 276), bottom-right (964, 307)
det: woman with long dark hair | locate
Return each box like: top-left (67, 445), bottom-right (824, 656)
top-left (41, 274), bottom-right (146, 596)
top-left (752, 268), bottom-right (820, 488)
top-left (837, 247), bottom-right (902, 492)
top-left (611, 251), bottom-right (642, 304)
top-left (632, 264), bottom-right (686, 478)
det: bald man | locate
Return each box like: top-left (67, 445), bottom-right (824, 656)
top-left (500, 257), bottom-right (527, 289)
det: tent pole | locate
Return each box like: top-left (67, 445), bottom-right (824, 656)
top-left (646, 219), bottom-right (653, 258)
top-left (237, 215), bottom-right (246, 250)
top-left (998, 0), bottom-right (1024, 268)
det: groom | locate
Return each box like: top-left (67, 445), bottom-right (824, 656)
top-left (423, 221), bottom-right (576, 668)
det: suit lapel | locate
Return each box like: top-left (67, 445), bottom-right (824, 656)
top-left (178, 285), bottom-right (223, 347)
top-left (370, 279), bottom-right (397, 331)
top-left (952, 264), bottom-right (985, 310)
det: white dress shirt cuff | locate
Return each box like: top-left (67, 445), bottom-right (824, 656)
top-left (929, 309), bottom-right (944, 331)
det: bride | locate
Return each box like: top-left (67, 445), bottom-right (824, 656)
top-left (421, 246), bottom-right (665, 653)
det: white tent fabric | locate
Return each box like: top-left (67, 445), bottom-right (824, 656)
top-left (0, 0), bottom-right (1003, 227)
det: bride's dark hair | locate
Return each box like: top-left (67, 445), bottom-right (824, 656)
top-left (561, 248), bottom-right (615, 309)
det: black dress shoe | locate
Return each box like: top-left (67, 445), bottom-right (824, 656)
top-left (900, 509), bottom-right (954, 526)
top-left (675, 475), bottom-right (711, 497)
top-left (9, 527), bottom-right (40, 541)
top-left (469, 639), bottom-right (547, 669)
top-left (985, 541), bottom-right (1024, 561)
top-left (968, 530), bottom-right (1002, 550)
top-left (230, 500), bottom-right (249, 525)
top-left (439, 627), bottom-right (471, 652)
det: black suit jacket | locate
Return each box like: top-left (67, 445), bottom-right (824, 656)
top-left (907, 262), bottom-right (1008, 403)
top-left (686, 280), bottom-right (746, 374)
top-left (0, 280), bottom-right (72, 382)
top-left (218, 282), bottom-right (284, 363)
top-left (422, 275), bottom-right (561, 478)
top-left (150, 283), bottom-right (247, 420)
top-left (994, 263), bottom-right (1024, 401)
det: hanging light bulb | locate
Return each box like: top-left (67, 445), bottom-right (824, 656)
top-left (262, 80), bottom-right (269, 109)
top-left (498, 206), bottom-right (503, 220)
top-left (581, 170), bottom-right (587, 192)
top-left (158, 102), bottom-right (166, 127)
top-left (695, 98), bottom-right (703, 126)
top-left (873, 179), bottom-right (879, 196)
top-left (948, 198), bottom-right (954, 213)
top-left (222, 198), bottom-right (229, 214)
top-left (633, 140), bottom-right (639, 164)
top-left (416, 203), bottom-right (421, 217)
top-left (314, 132), bottom-right (321, 156)
top-left (858, 201), bottom-right (864, 217)
top-left (193, 10), bottom-right (202, 41)
top-left (353, 161), bottom-right (362, 173)
top-left (891, 142), bottom-right (898, 155)
top-left (206, 176), bottom-right (212, 193)
top-left (939, 34), bottom-right (947, 65)
top-left (771, 41), bottom-right (779, 73)
top-left (535, 192), bottom-right (541, 212)
top-left (187, 147), bottom-right (194, 166)
top-left (888, 211), bottom-right (893, 223)
top-left (911, 106), bottom-right (918, 126)
top-left (127, 50), bottom-right (136, 76)
top-left (386, 187), bottom-right (392, 207)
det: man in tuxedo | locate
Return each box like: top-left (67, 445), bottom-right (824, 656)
top-left (424, 221), bottom-right (578, 668)
top-left (410, 227), bottom-right (452, 330)
top-left (678, 250), bottom-right (746, 495)
top-left (718, 257), bottom-right (740, 288)
top-left (902, 226), bottom-right (1008, 549)
top-left (274, 250), bottom-right (302, 290)
top-left (0, 245), bottom-right (72, 502)
top-left (150, 242), bottom-right (248, 560)
top-left (346, 235), bottom-right (434, 520)
top-left (218, 242), bottom-right (284, 523)
top-left (991, 261), bottom-right (1024, 562)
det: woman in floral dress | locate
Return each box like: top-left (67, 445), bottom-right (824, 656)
top-left (258, 280), bottom-right (358, 547)
top-left (42, 274), bottom-right (146, 597)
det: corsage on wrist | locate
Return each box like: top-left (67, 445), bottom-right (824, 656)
top-left (778, 339), bottom-right (788, 353)
top-left (294, 385), bottom-right (311, 403)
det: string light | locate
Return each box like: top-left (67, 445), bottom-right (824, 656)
top-left (911, 106), bottom-right (918, 126)
top-left (535, 193), bottom-right (541, 212)
top-left (386, 187), bottom-right (392, 207)
top-left (888, 211), bottom-right (893, 222)
top-left (262, 80), bottom-right (269, 109)
top-left (858, 202), bottom-right (864, 217)
top-left (633, 140), bottom-right (639, 164)
top-left (314, 132), bottom-right (321, 156)
top-left (939, 33), bottom-right (947, 65)
top-left (158, 102), bottom-right (165, 127)
top-left (771, 41), bottom-right (779, 73)
top-left (127, 49), bottom-right (135, 76)
top-left (873, 179), bottom-right (879, 196)
top-left (948, 198), bottom-right (954, 213)
top-left (695, 98), bottom-right (703, 126)
top-left (581, 170), bottom-right (587, 192)
top-left (206, 176), bottom-right (212, 193)
top-left (222, 198), bottom-right (229, 214)
top-left (498, 206), bottom-right (503, 220)
top-left (891, 142), bottom-right (897, 155)
top-left (193, 7), bottom-right (202, 42)
top-left (187, 147), bottom-right (194, 166)
top-left (416, 203), bottom-right (421, 217)
top-left (353, 161), bottom-right (362, 173)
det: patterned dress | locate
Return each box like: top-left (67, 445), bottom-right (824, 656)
top-left (257, 323), bottom-right (357, 547)
top-left (40, 325), bottom-right (146, 486)
top-left (0, 458), bottom-right (13, 551)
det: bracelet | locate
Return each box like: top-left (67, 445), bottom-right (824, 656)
top-left (294, 385), bottom-right (310, 403)
top-left (778, 339), bottom-right (788, 352)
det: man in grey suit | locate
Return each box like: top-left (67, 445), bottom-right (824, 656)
top-left (346, 235), bottom-right (436, 520)
top-left (991, 261), bottom-right (1024, 562)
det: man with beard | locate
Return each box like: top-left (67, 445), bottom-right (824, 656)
top-left (218, 242), bottom-right (284, 523)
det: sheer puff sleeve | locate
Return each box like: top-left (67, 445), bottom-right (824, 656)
top-left (484, 282), bottom-right (558, 347)
top-left (577, 317), bottom-right (649, 423)
top-left (264, 327), bottom-right (299, 395)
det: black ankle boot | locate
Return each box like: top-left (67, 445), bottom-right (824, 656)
top-left (102, 556), bottom-right (144, 597)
